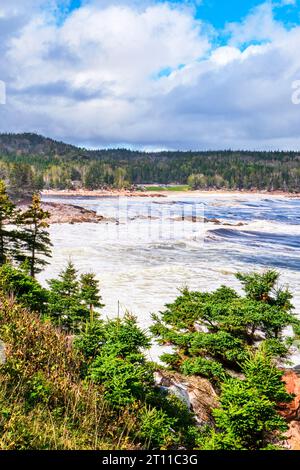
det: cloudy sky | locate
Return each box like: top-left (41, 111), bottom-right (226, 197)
top-left (0, 0), bottom-right (300, 150)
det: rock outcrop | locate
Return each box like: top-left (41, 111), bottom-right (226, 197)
top-left (42, 202), bottom-right (107, 224)
top-left (281, 370), bottom-right (300, 450)
top-left (155, 370), bottom-right (218, 425)
top-left (155, 368), bottom-right (300, 449)
top-left (19, 201), bottom-right (112, 225)
top-left (282, 370), bottom-right (300, 420)
top-left (285, 421), bottom-right (300, 451)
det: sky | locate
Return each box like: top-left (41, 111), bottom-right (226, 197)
top-left (0, 0), bottom-right (300, 150)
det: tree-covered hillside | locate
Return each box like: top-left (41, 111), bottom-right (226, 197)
top-left (0, 133), bottom-right (300, 195)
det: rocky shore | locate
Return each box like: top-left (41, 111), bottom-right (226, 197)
top-left (19, 201), bottom-right (110, 225)
top-left (18, 200), bottom-right (248, 226)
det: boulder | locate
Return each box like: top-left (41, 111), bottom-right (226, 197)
top-left (155, 370), bottom-right (218, 425)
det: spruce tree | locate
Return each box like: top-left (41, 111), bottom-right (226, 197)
top-left (151, 271), bottom-right (300, 383)
top-left (202, 351), bottom-right (292, 450)
top-left (48, 261), bottom-right (89, 332)
top-left (80, 273), bottom-right (104, 323)
top-left (17, 193), bottom-right (52, 277)
top-left (8, 163), bottom-right (36, 201)
top-left (0, 180), bottom-right (19, 265)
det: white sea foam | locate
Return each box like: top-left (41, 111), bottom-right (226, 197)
top-left (40, 194), bottom-right (300, 363)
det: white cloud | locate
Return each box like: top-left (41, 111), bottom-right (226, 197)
top-left (0, 0), bottom-right (300, 150)
top-left (210, 46), bottom-right (242, 66)
top-left (226, 2), bottom-right (287, 46)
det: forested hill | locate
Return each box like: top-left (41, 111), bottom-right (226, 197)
top-left (0, 133), bottom-right (86, 158)
top-left (0, 133), bottom-right (300, 196)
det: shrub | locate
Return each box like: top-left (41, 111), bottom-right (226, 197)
top-left (0, 264), bottom-right (48, 312)
top-left (151, 271), bottom-right (300, 383)
top-left (202, 351), bottom-right (293, 450)
top-left (75, 314), bottom-right (203, 449)
top-left (0, 296), bottom-right (138, 449)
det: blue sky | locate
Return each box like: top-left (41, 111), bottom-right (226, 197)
top-left (195, 0), bottom-right (270, 26)
top-left (192, 0), bottom-right (299, 28)
top-left (1, 0), bottom-right (300, 150)
top-left (65, 0), bottom-right (300, 29)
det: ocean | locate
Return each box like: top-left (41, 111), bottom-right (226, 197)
top-left (40, 193), bottom-right (300, 362)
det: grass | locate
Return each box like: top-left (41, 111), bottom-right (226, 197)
top-left (145, 185), bottom-right (190, 192)
top-left (0, 294), bottom-right (206, 451)
top-left (0, 296), bottom-right (140, 450)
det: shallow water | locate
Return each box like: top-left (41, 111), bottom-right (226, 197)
top-left (41, 194), bottom-right (300, 362)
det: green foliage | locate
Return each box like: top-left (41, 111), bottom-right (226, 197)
top-left (180, 357), bottom-right (227, 383)
top-left (1, 133), bottom-right (300, 192)
top-left (89, 355), bottom-right (154, 407)
top-left (202, 352), bottom-right (292, 450)
top-left (151, 271), bottom-right (299, 450)
top-left (80, 273), bottom-right (104, 323)
top-left (151, 272), bottom-right (299, 383)
top-left (84, 162), bottom-right (114, 189)
top-left (0, 181), bottom-right (19, 265)
top-left (77, 315), bottom-right (153, 406)
top-left (188, 173), bottom-right (210, 189)
top-left (236, 271), bottom-right (293, 308)
top-left (241, 348), bottom-right (292, 404)
top-left (0, 193), bottom-right (296, 454)
top-left (8, 163), bottom-right (39, 201)
top-left (145, 185), bottom-right (190, 192)
top-left (0, 295), bottom-right (141, 450)
top-left (73, 320), bottom-right (105, 361)
top-left (17, 193), bottom-right (52, 277)
top-left (47, 262), bottom-right (90, 332)
top-left (0, 182), bottom-right (51, 276)
top-left (95, 315), bottom-right (151, 359)
top-left (0, 264), bottom-right (48, 312)
top-left (134, 395), bottom-right (207, 449)
top-left (75, 315), bottom-right (203, 449)
top-left (24, 372), bottom-right (53, 410)
top-left (262, 338), bottom-right (290, 359)
top-left (137, 407), bottom-right (176, 448)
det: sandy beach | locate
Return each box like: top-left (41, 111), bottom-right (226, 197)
top-left (42, 188), bottom-right (300, 199)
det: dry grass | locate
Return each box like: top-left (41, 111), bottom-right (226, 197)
top-left (0, 297), bottom-right (139, 450)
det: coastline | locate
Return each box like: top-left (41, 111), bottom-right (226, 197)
top-left (42, 189), bottom-right (167, 198)
top-left (37, 188), bottom-right (300, 224)
top-left (19, 200), bottom-right (112, 225)
top-left (42, 188), bottom-right (300, 199)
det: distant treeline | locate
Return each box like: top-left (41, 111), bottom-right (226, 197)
top-left (0, 133), bottom-right (300, 198)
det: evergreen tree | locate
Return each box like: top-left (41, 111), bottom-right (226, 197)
top-left (8, 163), bottom-right (36, 201)
top-left (80, 273), bottom-right (104, 323)
top-left (17, 193), bottom-right (52, 277)
top-left (1, 134), bottom-right (300, 192)
top-left (202, 351), bottom-right (292, 450)
top-left (151, 271), bottom-right (300, 383)
top-left (48, 261), bottom-right (89, 332)
top-left (84, 162), bottom-right (104, 189)
top-left (0, 180), bottom-right (19, 265)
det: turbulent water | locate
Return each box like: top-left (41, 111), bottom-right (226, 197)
top-left (40, 193), bottom-right (300, 362)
